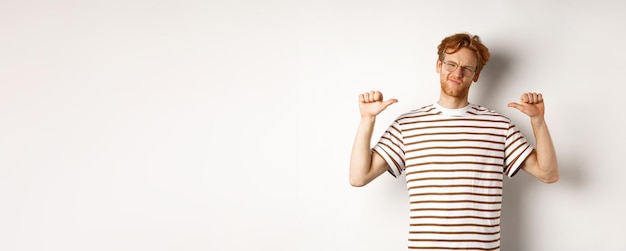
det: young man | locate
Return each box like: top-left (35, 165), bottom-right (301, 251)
top-left (349, 33), bottom-right (559, 250)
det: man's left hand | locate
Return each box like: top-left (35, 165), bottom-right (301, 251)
top-left (508, 92), bottom-right (545, 118)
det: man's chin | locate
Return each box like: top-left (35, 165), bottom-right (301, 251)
top-left (441, 88), bottom-right (468, 98)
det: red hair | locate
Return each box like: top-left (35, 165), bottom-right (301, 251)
top-left (437, 33), bottom-right (490, 72)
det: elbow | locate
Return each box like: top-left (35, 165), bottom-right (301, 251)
top-left (543, 174), bottom-right (559, 184)
top-left (349, 176), bottom-right (368, 187)
top-left (350, 179), bottom-right (366, 187)
top-left (541, 172), bottom-right (559, 184)
top-left (535, 161), bottom-right (559, 184)
top-left (350, 182), bottom-right (365, 187)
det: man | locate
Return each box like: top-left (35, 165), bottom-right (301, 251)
top-left (349, 33), bottom-right (559, 250)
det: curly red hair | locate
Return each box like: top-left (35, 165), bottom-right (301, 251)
top-left (437, 33), bottom-right (491, 72)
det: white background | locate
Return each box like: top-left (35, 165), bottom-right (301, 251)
top-left (2, 0), bottom-right (625, 250)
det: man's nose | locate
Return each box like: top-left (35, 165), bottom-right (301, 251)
top-left (452, 66), bottom-right (464, 76)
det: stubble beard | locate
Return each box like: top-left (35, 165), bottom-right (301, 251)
top-left (440, 77), bottom-right (470, 99)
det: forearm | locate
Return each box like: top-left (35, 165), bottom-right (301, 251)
top-left (530, 117), bottom-right (559, 181)
top-left (349, 116), bottom-right (376, 186)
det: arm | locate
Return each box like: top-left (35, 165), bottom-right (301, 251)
top-left (349, 91), bottom-right (397, 187)
top-left (508, 92), bottom-right (559, 183)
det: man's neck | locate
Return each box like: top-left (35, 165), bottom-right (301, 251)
top-left (437, 95), bottom-right (469, 109)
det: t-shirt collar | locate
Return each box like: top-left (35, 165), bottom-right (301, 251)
top-left (434, 102), bottom-right (473, 116)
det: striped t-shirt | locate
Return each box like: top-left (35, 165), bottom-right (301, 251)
top-left (373, 103), bottom-right (534, 251)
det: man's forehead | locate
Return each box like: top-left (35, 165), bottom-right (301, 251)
top-left (444, 48), bottom-right (477, 65)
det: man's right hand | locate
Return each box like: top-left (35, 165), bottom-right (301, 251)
top-left (351, 90), bottom-right (396, 187)
top-left (359, 91), bottom-right (398, 118)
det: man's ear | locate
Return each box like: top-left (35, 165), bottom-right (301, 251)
top-left (436, 60), bottom-right (442, 73)
top-left (473, 70), bottom-right (481, 82)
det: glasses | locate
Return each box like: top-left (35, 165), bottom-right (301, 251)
top-left (442, 61), bottom-right (477, 76)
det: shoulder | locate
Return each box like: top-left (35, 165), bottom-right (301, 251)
top-left (468, 104), bottom-right (512, 123)
top-left (395, 104), bottom-right (439, 122)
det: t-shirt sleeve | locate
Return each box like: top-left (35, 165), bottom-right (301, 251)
top-left (372, 120), bottom-right (405, 178)
top-left (503, 122), bottom-right (535, 178)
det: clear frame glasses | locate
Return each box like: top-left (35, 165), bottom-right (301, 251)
top-left (442, 61), bottom-right (477, 76)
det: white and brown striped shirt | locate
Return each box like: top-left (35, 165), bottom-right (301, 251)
top-left (373, 103), bottom-right (534, 251)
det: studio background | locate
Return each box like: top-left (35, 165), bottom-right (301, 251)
top-left (1, 1), bottom-right (624, 250)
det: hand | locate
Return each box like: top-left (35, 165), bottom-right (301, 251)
top-left (358, 91), bottom-right (398, 118)
top-left (507, 92), bottom-right (545, 118)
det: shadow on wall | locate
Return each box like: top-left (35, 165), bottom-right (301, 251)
top-left (472, 48), bottom-right (512, 107)
top-left (475, 48), bottom-right (528, 251)
top-left (500, 150), bottom-right (586, 251)
top-left (478, 48), bottom-right (587, 251)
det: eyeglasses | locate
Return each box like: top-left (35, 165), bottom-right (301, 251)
top-left (442, 61), bottom-right (477, 76)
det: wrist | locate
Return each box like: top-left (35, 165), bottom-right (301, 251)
top-left (530, 116), bottom-right (546, 127)
top-left (360, 115), bottom-right (376, 123)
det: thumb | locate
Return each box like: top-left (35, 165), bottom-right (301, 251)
top-left (382, 99), bottom-right (398, 108)
top-left (507, 102), bottom-right (522, 111)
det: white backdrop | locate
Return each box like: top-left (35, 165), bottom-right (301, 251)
top-left (2, 0), bottom-right (625, 250)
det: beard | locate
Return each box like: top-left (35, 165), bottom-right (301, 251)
top-left (440, 77), bottom-right (471, 98)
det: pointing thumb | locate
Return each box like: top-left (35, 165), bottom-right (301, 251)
top-left (383, 99), bottom-right (398, 108)
top-left (507, 102), bottom-right (521, 110)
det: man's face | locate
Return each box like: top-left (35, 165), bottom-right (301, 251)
top-left (436, 47), bottom-right (480, 99)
